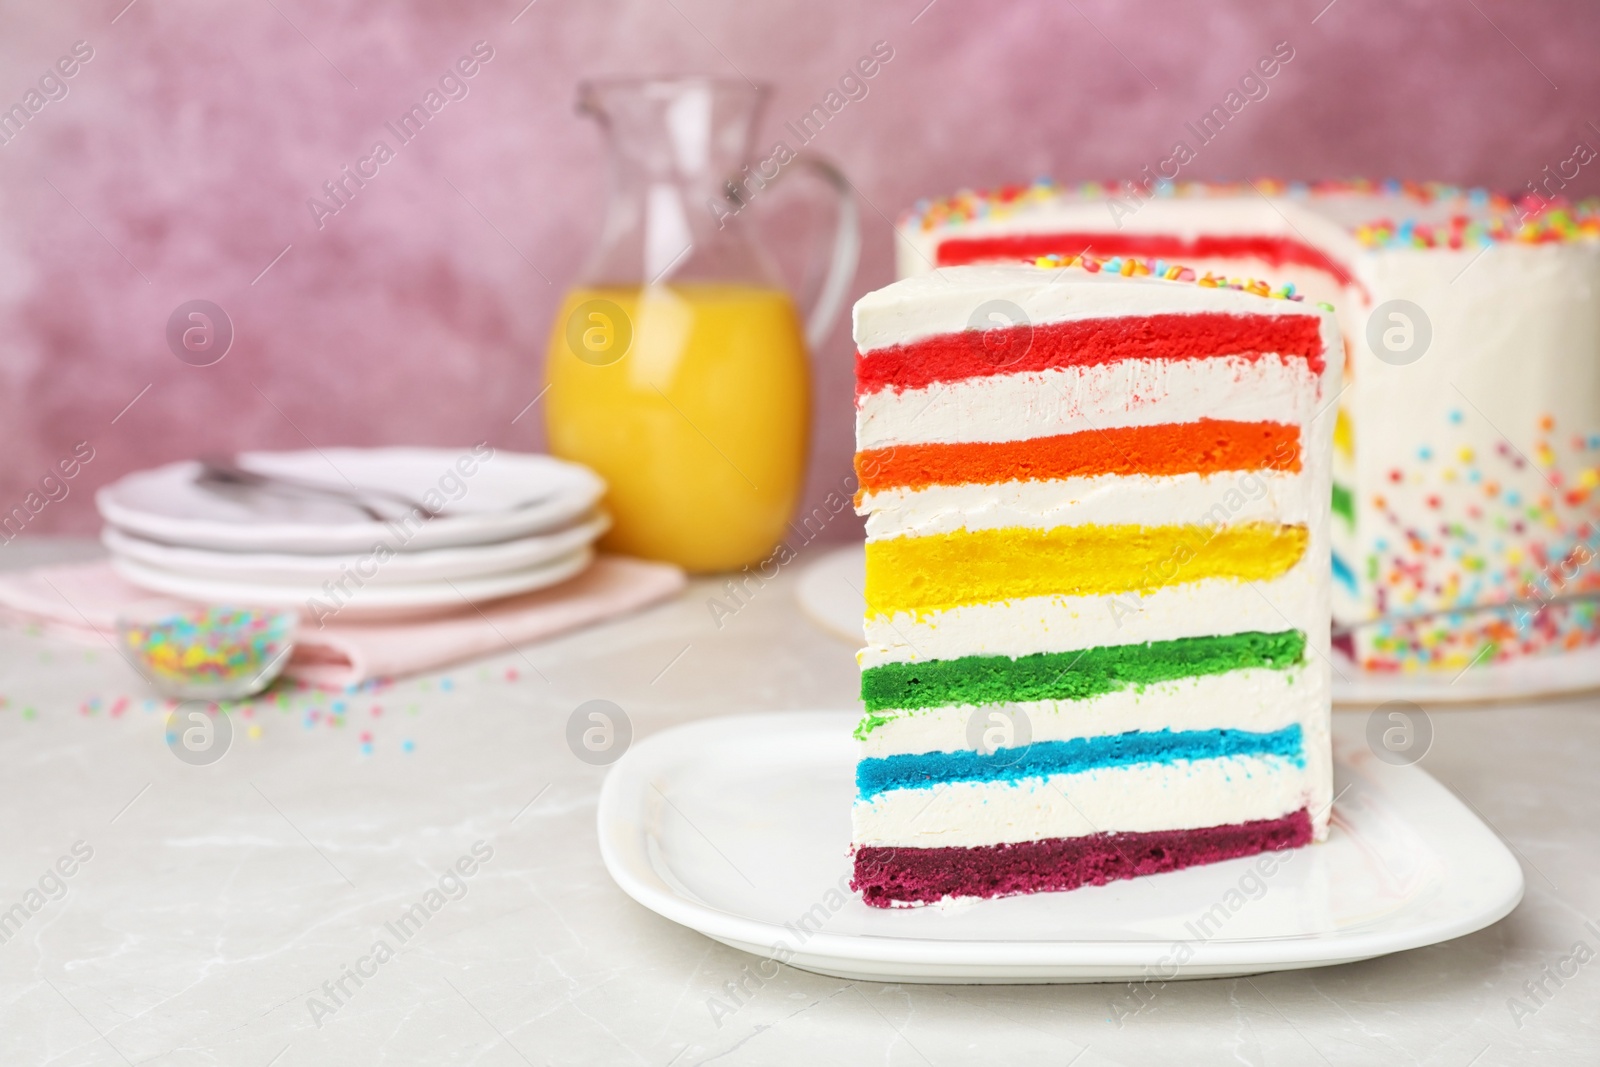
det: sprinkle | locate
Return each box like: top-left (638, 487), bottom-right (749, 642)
top-left (1031, 253), bottom-right (1310, 303)
top-left (121, 607), bottom-right (295, 694)
top-left (1358, 400), bottom-right (1600, 671)
top-left (905, 178), bottom-right (1600, 250)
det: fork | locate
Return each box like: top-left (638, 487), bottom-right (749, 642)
top-left (195, 457), bottom-right (434, 521)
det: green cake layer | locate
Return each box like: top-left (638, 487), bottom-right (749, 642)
top-left (856, 630), bottom-right (1307, 736)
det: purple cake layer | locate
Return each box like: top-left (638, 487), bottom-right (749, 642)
top-left (852, 808), bottom-right (1312, 908)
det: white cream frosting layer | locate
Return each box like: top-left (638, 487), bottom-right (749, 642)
top-left (1343, 241), bottom-right (1600, 628)
top-left (858, 666), bottom-right (1315, 759)
top-left (853, 266), bottom-right (1336, 357)
top-left (856, 353), bottom-right (1318, 450)
top-left (863, 470), bottom-right (1307, 541)
top-left (861, 563), bottom-right (1319, 669)
top-left (850, 755), bottom-right (1311, 849)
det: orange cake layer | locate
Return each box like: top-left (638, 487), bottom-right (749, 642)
top-left (856, 419), bottom-right (1300, 494)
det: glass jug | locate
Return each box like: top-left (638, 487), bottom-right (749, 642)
top-left (544, 77), bottom-right (860, 573)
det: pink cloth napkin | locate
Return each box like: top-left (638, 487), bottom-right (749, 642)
top-left (0, 556), bottom-right (686, 689)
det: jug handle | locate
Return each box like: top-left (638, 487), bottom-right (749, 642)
top-left (786, 156), bottom-right (862, 350)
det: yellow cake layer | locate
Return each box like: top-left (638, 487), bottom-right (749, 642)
top-left (865, 522), bottom-right (1309, 616)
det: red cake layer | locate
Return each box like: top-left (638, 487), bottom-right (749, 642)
top-left (852, 809), bottom-right (1312, 908)
top-left (856, 312), bottom-right (1324, 397)
top-left (933, 231), bottom-right (1355, 287)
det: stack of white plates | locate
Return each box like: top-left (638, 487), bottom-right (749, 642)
top-left (95, 448), bottom-right (609, 620)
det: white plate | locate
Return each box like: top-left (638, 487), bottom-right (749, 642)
top-left (598, 710), bottom-right (1522, 983)
top-left (96, 449), bottom-right (605, 553)
top-left (795, 544), bottom-right (1600, 705)
top-left (1330, 645), bottom-right (1600, 706)
top-left (101, 512), bottom-right (609, 586)
top-left (111, 547), bottom-right (593, 618)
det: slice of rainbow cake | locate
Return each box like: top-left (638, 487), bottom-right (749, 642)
top-left (849, 257), bottom-right (1340, 908)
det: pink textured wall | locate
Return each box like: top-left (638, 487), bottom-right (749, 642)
top-left (2, 0), bottom-right (1598, 540)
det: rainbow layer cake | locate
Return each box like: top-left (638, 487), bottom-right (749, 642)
top-left (849, 260), bottom-right (1339, 908)
top-left (897, 180), bottom-right (1600, 671)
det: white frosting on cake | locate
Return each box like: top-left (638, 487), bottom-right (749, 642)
top-left (863, 470), bottom-right (1307, 540)
top-left (860, 564), bottom-right (1320, 668)
top-left (1341, 241), bottom-right (1600, 624)
top-left (853, 756), bottom-right (1311, 849)
top-left (858, 667), bottom-right (1309, 759)
top-left (855, 265), bottom-right (1334, 353)
top-left (857, 354), bottom-right (1318, 450)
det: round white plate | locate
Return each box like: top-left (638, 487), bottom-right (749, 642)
top-left (101, 512), bottom-right (609, 587)
top-left (1329, 645), bottom-right (1600, 707)
top-left (111, 546), bottom-right (593, 618)
top-left (598, 710), bottom-right (1522, 983)
top-left (96, 449), bottom-right (605, 553)
top-left (796, 543), bottom-right (1600, 705)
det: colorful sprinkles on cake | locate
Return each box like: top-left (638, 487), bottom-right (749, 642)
top-left (1032, 252), bottom-right (1308, 301)
top-left (906, 177), bottom-right (1600, 249)
top-left (1347, 410), bottom-right (1600, 671)
top-left (1351, 204), bottom-right (1600, 249)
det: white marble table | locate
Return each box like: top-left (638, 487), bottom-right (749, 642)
top-left (0, 538), bottom-right (1595, 1065)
